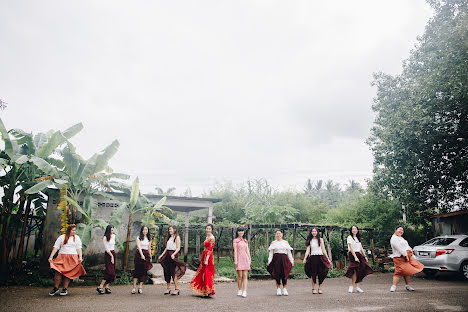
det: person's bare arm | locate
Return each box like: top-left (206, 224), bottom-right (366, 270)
top-left (172, 237), bottom-right (181, 259)
top-left (233, 241), bottom-right (238, 265)
top-left (303, 245), bottom-right (310, 264)
top-left (136, 238), bottom-right (145, 259)
top-left (320, 238), bottom-right (330, 261)
top-left (48, 247), bottom-right (58, 261)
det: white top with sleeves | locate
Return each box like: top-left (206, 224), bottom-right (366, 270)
top-left (310, 238), bottom-right (324, 255)
top-left (137, 236), bottom-right (150, 250)
top-left (347, 235), bottom-right (362, 253)
top-left (166, 235), bottom-right (177, 251)
top-left (103, 234), bottom-right (115, 253)
top-left (53, 234), bottom-right (82, 255)
top-left (268, 239), bottom-right (294, 264)
top-left (390, 234), bottom-right (412, 258)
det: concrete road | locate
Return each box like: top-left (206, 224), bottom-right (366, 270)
top-left (1, 273), bottom-right (467, 312)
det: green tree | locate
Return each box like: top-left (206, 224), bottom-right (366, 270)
top-left (368, 0), bottom-right (468, 224)
top-left (0, 118), bottom-right (82, 272)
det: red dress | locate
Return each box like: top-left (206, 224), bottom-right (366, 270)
top-left (190, 237), bottom-right (215, 296)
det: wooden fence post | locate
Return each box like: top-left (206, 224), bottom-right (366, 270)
top-left (341, 229), bottom-right (347, 267)
top-left (369, 230), bottom-right (376, 265)
top-left (247, 225), bottom-right (252, 254)
top-left (325, 228), bottom-right (333, 268)
top-left (184, 212), bottom-right (189, 262)
top-left (231, 228), bottom-right (235, 260)
top-left (195, 229), bottom-right (200, 256)
top-left (292, 226), bottom-right (297, 258)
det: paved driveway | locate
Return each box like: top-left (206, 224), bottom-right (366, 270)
top-left (1, 273), bottom-right (467, 312)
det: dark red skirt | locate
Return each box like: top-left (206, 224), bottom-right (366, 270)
top-left (103, 250), bottom-right (116, 283)
top-left (267, 253), bottom-right (292, 282)
top-left (304, 255), bottom-right (330, 284)
top-left (133, 249), bottom-right (153, 282)
top-left (159, 250), bottom-right (187, 283)
top-left (345, 252), bottom-right (373, 283)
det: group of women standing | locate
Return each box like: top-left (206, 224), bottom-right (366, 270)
top-left (48, 223), bottom-right (424, 297)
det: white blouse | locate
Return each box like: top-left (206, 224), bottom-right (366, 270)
top-left (137, 236), bottom-right (150, 250)
top-left (166, 235), bottom-right (177, 251)
top-left (390, 234), bottom-right (412, 258)
top-left (310, 238), bottom-right (324, 255)
top-left (268, 240), bottom-right (294, 264)
top-left (347, 235), bottom-right (362, 253)
top-left (103, 234), bottom-right (115, 253)
top-left (53, 234), bottom-right (82, 255)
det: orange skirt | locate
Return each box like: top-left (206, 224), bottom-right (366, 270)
top-left (393, 250), bottom-right (424, 277)
top-left (50, 254), bottom-right (86, 279)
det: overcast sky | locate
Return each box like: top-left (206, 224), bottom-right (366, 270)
top-left (0, 0), bottom-right (433, 195)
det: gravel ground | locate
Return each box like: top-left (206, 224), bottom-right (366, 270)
top-left (1, 273), bottom-right (467, 312)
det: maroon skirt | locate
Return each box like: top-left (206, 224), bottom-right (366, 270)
top-left (304, 255), bottom-right (330, 284)
top-left (103, 250), bottom-right (116, 283)
top-left (345, 252), bottom-right (373, 283)
top-left (267, 253), bottom-right (293, 282)
top-left (133, 249), bottom-right (153, 282)
top-left (159, 250), bottom-right (187, 283)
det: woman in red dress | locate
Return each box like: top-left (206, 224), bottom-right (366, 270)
top-left (190, 224), bottom-right (216, 297)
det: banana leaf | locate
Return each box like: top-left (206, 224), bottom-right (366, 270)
top-left (64, 195), bottom-right (90, 221)
top-left (62, 122), bottom-right (83, 140)
top-left (25, 179), bottom-right (55, 194)
top-left (36, 131), bottom-right (67, 158)
top-left (93, 140), bottom-right (120, 174)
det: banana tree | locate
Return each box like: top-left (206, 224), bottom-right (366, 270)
top-left (0, 118), bottom-right (83, 271)
top-left (107, 177), bottom-right (167, 270)
top-left (25, 140), bottom-right (130, 251)
top-left (25, 139), bottom-right (122, 218)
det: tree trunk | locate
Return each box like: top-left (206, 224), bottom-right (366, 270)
top-left (24, 218), bottom-right (33, 259)
top-left (8, 197), bottom-right (26, 265)
top-left (16, 198), bottom-right (32, 268)
top-left (0, 187), bottom-right (18, 273)
top-left (123, 214), bottom-right (132, 270)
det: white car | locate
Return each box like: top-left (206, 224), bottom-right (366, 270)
top-left (413, 235), bottom-right (468, 279)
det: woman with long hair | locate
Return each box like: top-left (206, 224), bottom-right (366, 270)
top-left (267, 229), bottom-right (294, 296)
top-left (158, 225), bottom-right (186, 295)
top-left (389, 225), bottom-right (424, 292)
top-left (233, 226), bottom-right (251, 298)
top-left (303, 228), bottom-right (331, 294)
top-left (190, 224), bottom-right (216, 297)
top-left (344, 225), bottom-right (373, 293)
top-left (97, 225), bottom-right (117, 294)
top-left (132, 225), bottom-right (153, 294)
top-left (48, 224), bottom-right (86, 296)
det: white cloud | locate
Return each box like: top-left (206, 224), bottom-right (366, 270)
top-left (0, 0), bottom-right (433, 195)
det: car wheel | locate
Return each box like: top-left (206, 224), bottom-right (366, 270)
top-left (460, 261), bottom-right (468, 280)
top-left (423, 269), bottom-right (437, 277)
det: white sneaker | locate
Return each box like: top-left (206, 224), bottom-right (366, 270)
top-left (406, 285), bottom-right (415, 291)
top-left (237, 289), bottom-right (243, 296)
top-left (390, 285), bottom-right (396, 292)
top-left (242, 291), bottom-right (247, 298)
top-left (356, 287), bottom-right (364, 293)
top-left (276, 288), bottom-right (282, 296)
top-left (282, 288), bottom-right (288, 296)
top-left (348, 286), bottom-right (354, 293)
